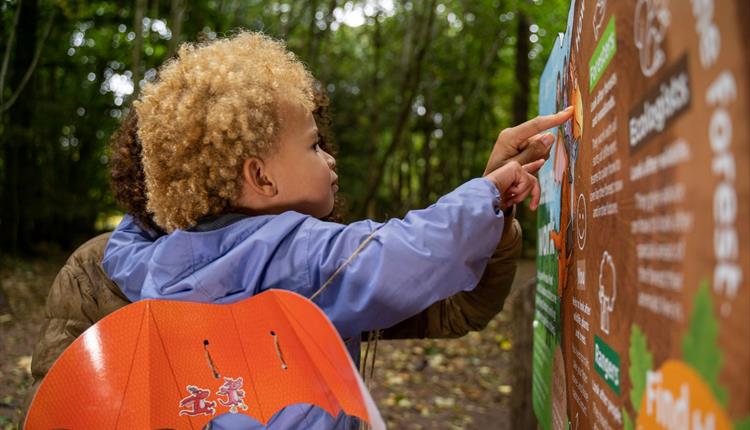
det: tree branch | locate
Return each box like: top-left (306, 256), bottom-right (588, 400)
top-left (0, 7), bottom-right (54, 114)
top-left (131, 0), bottom-right (147, 94)
top-left (361, 0), bottom-right (438, 212)
top-left (167, 0), bottom-right (185, 58)
top-left (0, 0), bottom-right (23, 106)
top-left (454, 34), bottom-right (504, 121)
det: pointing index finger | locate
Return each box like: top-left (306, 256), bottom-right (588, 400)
top-left (509, 106), bottom-right (574, 144)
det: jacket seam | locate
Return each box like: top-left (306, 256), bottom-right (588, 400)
top-left (304, 219), bottom-right (313, 296)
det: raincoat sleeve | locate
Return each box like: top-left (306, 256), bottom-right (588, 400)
top-left (378, 215), bottom-right (522, 340)
top-left (303, 178), bottom-right (506, 338)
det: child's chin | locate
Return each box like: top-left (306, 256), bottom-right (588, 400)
top-left (307, 200), bottom-right (335, 220)
top-left (321, 199), bottom-right (336, 219)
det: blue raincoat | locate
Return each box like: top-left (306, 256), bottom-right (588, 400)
top-left (102, 178), bottom-right (506, 429)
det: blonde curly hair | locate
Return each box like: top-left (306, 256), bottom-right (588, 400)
top-left (134, 31), bottom-right (315, 232)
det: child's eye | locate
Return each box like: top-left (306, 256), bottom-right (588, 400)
top-left (312, 142), bottom-right (321, 152)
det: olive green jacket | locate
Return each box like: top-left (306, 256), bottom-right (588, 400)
top-left (23, 217), bottom-right (521, 416)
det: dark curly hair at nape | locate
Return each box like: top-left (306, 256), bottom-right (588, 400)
top-left (109, 109), bottom-right (164, 234)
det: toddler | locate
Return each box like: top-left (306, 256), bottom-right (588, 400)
top-left (103, 31), bottom-right (547, 429)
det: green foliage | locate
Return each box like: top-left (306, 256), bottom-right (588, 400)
top-left (628, 324), bottom-right (653, 414)
top-left (682, 280), bottom-right (728, 407)
top-left (1, 0), bottom-right (573, 252)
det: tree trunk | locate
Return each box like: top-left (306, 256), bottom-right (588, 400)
top-left (1, 0), bottom-right (38, 254)
top-left (509, 10), bottom-right (536, 429)
top-left (132, 0), bottom-right (147, 91)
top-left (281, 1), bottom-right (308, 39)
top-left (510, 278), bottom-right (539, 429)
top-left (149, 0), bottom-right (159, 21)
top-left (513, 12), bottom-right (530, 125)
top-left (420, 126), bottom-right (433, 207)
top-left (360, 0), bottom-right (437, 216)
top-left (316, 0), bottom-right (338, 78)
top-left (0, 278), bottom-right (11, 317)
top-left (305, 0), bottom-right (319, 63)
top-left (365, 8), bottom-right (382, 219)
top-left (513, 11), bottom-right (532, 257)
top-left (168, 0), bottom-right (185, 58)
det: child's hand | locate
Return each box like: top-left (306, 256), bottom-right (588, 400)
top-left (485, 159), bottom-right (545, 211)
top-left (483, 106), bottom-right (573, 175)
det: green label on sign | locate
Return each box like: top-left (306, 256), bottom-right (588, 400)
top-left (594, 335), bottom-right (621, 394)
top-left (589, 16), bottom-right (617, 92)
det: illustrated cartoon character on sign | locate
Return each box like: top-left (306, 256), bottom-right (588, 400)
top-left (634, 0), bottom-right (671, 77)
top-left (550, 54), bottom-right (582, 298)
top-left (551, 70), bottom-right (572, 297)
top-left (179, 385), bottom-right (217, 416)
top-left (217, 377), bottom-right (249, 414)
top-left (598, 251), bottom-right (616, 335)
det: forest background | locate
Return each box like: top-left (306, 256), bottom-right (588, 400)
top-left (1, 0), bottom-right (568, 427)
top-left (0, 0), bottom-right (569, 255)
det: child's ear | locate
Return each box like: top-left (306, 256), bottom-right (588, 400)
top-left (241, 157), bottom-right (277, 197)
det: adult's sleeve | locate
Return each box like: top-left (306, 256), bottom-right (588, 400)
top-left (303, 178), bottom-right (506, 339)
top-left (22, 235), bottom-right (130, 423)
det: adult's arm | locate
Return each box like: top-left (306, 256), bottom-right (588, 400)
top-left (21, 234), bottom-right (130, 420)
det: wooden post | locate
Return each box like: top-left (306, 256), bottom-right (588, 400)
top-left (510, 278), bottom-right (538, 428)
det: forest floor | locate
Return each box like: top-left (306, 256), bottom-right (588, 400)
top-left (0, 250), bottom-right (534, 430)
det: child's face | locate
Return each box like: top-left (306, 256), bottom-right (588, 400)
top-left (265, 100), bottom-right (338, 218)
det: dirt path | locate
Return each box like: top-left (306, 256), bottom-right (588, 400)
top-left (1, 254), bottom-right (65, 429)
top-left (368, 261), bottom-right (536, 429)
top-left (0, 253), bottom-right (535, 429)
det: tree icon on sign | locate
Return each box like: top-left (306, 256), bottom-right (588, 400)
top-left (598, 250), bottom-right (616, 335)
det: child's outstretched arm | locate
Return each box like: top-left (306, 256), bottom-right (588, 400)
top-left (101, 178), bottom-right (508, 340)
top-left (102, 161), bottom-right (542, 340)
top-left (304, 161), bottom-right (542, 338)
top-left (301, 178), bottom-right (502, 337)
top-left (377, 110), bottom-right (572, 340)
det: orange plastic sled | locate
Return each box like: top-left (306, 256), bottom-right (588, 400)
top-left (25, 289), bottom-right (384, 429)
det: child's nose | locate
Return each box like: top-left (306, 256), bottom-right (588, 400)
top-left (324, 151), bottom-right (336, 169)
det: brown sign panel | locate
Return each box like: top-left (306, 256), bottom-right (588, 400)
top-left (532, 1), bottom-right (750, 429)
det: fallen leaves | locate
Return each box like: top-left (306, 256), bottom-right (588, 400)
top-left (15, 357), bottom-right (31, 376)
top-left (0, 253), bottom-right (534, 429)
top-left (1, 253), bottom-right (67, 427)
top-left (368, 303), bottom-right (520, 428)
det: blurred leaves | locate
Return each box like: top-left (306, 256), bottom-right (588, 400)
top-left (369, 302), bottom-right (523, 428)
top-left (1, 0), bottom-right (570, 253)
